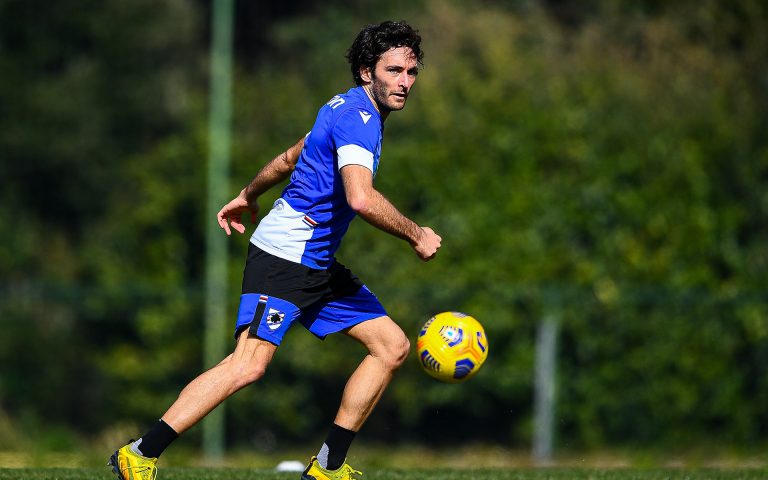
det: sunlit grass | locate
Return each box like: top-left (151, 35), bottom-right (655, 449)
top-left (2, 467), bottom-right (768, 480)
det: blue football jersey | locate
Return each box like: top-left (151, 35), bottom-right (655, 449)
top-left (250, 86), bottom-right (383, 269)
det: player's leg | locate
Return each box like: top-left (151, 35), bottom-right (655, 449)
top-left (335, 315), bottom-right (409, 430)
top-left (303, 315), bottom-right (408, 480)
top-left (109, 329), bottom-right (277, 480)
top-left (300, 260), bottom-right (396, 478)
top-left (135, 244), bottom-right (302, 454)
top-left (162, 329), bottom-right (277, 434)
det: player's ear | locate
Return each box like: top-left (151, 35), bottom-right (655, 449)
top-left (359, 65), bottom-right (373, 84)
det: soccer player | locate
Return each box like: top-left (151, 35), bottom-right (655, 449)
top-left (109, 20), bottom-right (440, 480)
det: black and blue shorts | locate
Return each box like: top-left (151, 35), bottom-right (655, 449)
top-left (234, 243), bottom-right (387, 346)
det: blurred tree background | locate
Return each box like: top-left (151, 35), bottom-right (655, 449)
top-left (1, 0), bottom-right (767, 460)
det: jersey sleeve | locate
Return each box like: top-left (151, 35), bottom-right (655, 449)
top-left (333, 108), bottom-right (380, 173)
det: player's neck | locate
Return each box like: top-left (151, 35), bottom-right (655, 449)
top-left (362, 84), bottom-right (389, 122)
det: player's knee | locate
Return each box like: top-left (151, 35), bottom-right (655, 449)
top-left (396, 336), bottom-right (411, 368)
top-left (245, 363), bottom-right (269, 386)
top-left (231, 361), bottom-right (269, 389)
top-left (384, 335), bottom-right (410, 371)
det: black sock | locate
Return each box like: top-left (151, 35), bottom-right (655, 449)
top-left (135, 419), bottom-right (179, 458)
top-left (319, 423), bottom-right (356, 471)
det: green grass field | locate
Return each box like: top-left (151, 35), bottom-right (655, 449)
top-left (2, 444), bottom-right (765, 479)
top-left (1, 468), bottom-right (768, 480)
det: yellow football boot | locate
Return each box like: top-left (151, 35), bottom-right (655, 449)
top-left (301, 456), bottom-right (362, 480)
top-left (108, 442), bottom-right (158, 480)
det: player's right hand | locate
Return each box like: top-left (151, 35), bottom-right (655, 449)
top-left (413, 226), bottom-right (442, 261)
top-left (217, 193), bottom-right (258, 236)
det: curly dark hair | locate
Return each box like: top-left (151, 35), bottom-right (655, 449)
top-left (346, 21), bottom-right (423, 86)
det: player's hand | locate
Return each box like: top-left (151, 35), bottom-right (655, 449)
top-left (217, 193), bottom-right (258, 236)
top-left (412, 226), bottom-right (442, 261)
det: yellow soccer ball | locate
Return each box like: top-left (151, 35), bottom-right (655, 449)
top-left (416, 312), bottom-right (488, 383)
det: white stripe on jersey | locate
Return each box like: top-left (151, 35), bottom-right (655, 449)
top-left (337, 144), bottom-right (374, 173)
top-left (250, 198), bottom-right (314, 264)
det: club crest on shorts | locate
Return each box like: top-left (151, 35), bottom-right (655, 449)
top-left (266, 308), bottom-right (285, 330)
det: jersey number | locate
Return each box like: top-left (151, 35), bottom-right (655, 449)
top-left (326, 95), bottom-right (345, 109)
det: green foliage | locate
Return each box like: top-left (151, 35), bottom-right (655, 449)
top-left (0, 0), bottom-right (205, 436)
top-left (1, 0), bottom-right (767, 454)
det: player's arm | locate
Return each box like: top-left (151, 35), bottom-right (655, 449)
top-left (217, 136), bottom-right (305, 235)
top-left (340, 164), bottom-right (441, 261)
